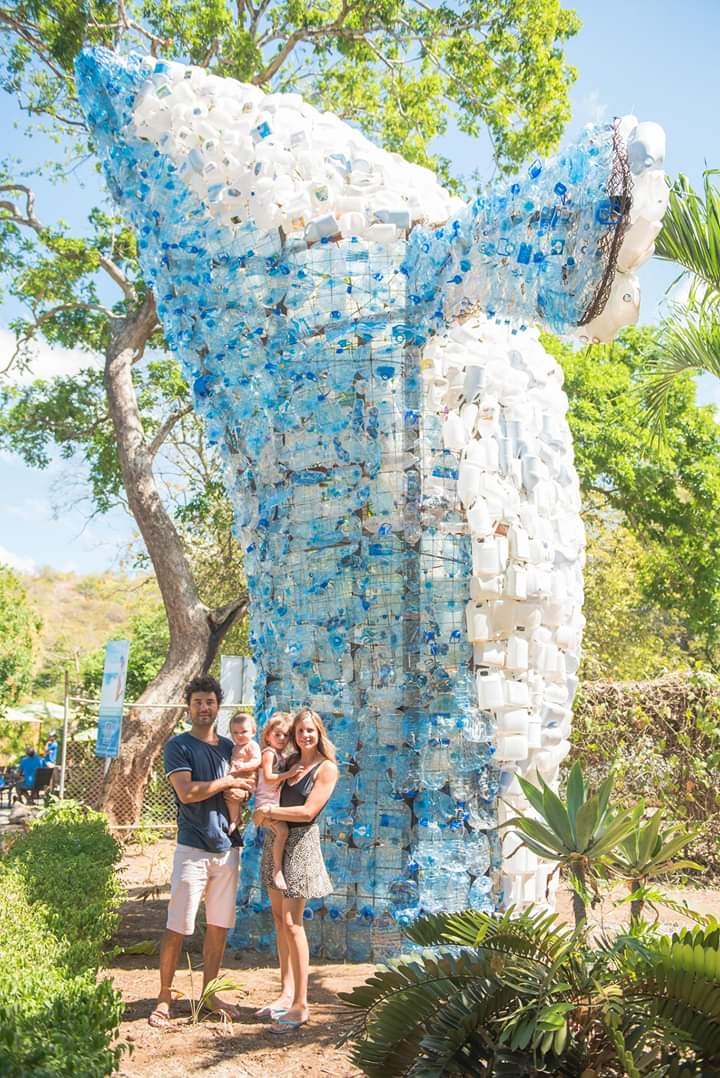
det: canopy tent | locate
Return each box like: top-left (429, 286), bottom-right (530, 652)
top-left (3, 701), bottom-right (63, 723)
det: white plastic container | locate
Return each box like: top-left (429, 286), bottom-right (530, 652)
top-left (504, 679), bottom-right (530, 707)
top-left (497, 709), bottom-right (530, 735)
top-left (476, 670), bottom-right (504, 709)
top-left (506, 633), bottom-right (529, 672)
top-left (495, 733), bottom-right (529, 761)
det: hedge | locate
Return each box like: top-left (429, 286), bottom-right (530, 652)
top-left (0, 802), bottom-right (124, 1077)
top-left (571, 671), bottom-right (720, 876)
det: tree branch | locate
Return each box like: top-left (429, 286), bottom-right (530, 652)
top-left (148, 404), bottom-right (194, 458)
top-left (104, 292), bottom-right (213, 642)
top-left (0, 182), bottom-right (138, 302)
top-left (0, 8), bottom-right (72, 84)
top-left (0, 302), bottom-right (116, 376)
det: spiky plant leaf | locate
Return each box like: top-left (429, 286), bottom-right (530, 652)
top-left (565, 762), bottom-right (586, 837)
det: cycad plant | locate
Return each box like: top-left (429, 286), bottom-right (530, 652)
top-left (502, 762), bottom-right (642, 926)
top-left (609, 810), bottom-right (702, 920)
top-left (340, 907), bottom-right (720, 1076)
top-left (642, 170), bottom-right (720, 431)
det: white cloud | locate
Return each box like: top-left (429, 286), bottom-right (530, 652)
top-left (0, 327), bottom-right (102, 384)
top-left (0, 544), bottom-right (36, 573)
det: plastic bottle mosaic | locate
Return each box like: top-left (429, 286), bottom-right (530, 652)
top-left (76, 46), bottom-right (667, 959)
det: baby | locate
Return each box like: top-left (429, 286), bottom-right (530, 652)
top-left (226, 711), bottom-right (262, 835)
top-left (253, 712), bottom-right (305, 891)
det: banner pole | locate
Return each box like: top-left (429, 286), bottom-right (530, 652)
top-left (59, 668), bottom-right (70, 800)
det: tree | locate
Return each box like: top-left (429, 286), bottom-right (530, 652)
top-left (0, 564), bottom-right (40, 713)
top-left (545, 327), bottom-right (720, 670)
top-left (0, 2), bottom-right (581, 823)
top-left (642, 171), bottom-right (720, 431)
top-left (580, 522), bottom-right (686, 681)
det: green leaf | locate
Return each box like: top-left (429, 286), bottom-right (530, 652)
top-left (565, 762), bottom-right (586, 839)
top-left (539, 780), bottom-right (575, 851)
top-left (574, 795), bottom-right (601, 853)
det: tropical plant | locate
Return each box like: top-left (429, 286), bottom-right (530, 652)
top-left (182, 956), bottom-right (244, 1024)
top-left (340, 906), bottom-right (720, 1077)
top-left (610, 810), bottom-right (703, 920)
top-left (0, 0), bottom-right (580, 826)
top-left (642, 171), bottom-right (720, 431)
top-left (503, 762), bottom-right (642, 927)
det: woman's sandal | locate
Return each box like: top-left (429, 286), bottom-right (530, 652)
top-left (255, 1003), bottom-right (288, 1020)
top-left (267, 1015), bottom-right (308, 1035)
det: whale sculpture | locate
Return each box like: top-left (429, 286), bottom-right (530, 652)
top-left (76, 46), bottom-right (667, 959)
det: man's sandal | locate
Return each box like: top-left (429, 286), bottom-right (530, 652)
top-left (148, 1008), bottom-right (173, 1029)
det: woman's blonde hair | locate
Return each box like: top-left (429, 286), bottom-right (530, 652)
top-left (291, 708), bottom-right (337, 762)
top-left (259, 711), bottom-right (292, 751)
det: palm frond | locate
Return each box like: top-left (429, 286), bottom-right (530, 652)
top-left (639, 309), bottom-right (720, 432)
top-left (655, 171), bottom-right (720, 298)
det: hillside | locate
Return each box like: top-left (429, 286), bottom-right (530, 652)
top-left (24, 570), bottom-right (162, 698)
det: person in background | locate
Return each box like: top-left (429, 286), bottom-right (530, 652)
top-left (14, 745), bottom-right (43, 802)
top-left (44, 731), bottom-right (59, 766)
top-left (148, 675), bottom-right (256, 1030)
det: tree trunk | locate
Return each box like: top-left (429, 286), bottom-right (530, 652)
top-left (570, 864), bottom-right (588, 928)
top-left (629, 879), bottom-right (644, 921)
top-left (98, 295), bottom-right (247, 826)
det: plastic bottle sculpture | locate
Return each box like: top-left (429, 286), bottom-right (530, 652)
top-left (76, 47), bottom-right (667, 959)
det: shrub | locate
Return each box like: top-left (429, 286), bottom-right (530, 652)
top-left (0, 801), bottom-right (124, 1076)
top-left (5, 800), bottom-right (123, 974)
top-left (571, 672), bottom-right (720, 875)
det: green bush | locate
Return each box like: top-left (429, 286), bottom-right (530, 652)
top-left (0, 802), bottom-right (124, 1076)
top-left (571, 672), bottom-right (720, 876)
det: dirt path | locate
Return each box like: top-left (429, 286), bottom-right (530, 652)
top-left (110, 839), bottom-right (719, 1077)
top-left (113, 839), bottom-right (370, 1077)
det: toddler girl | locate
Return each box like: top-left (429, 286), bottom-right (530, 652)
top-left (227, 711), bottom-right (262, 835)
top-left (254, 712), bottom-right (304, 890)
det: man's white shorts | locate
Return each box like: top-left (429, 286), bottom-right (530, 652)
top-left (166, 844), bottom-right (240, 935)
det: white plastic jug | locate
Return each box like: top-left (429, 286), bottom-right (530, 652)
top-left (497, 709), bottom-right (530, 735)
top-left (495, 733), bottom-right (529, 761)
top-left (475, 670), bottom-right (504, 709)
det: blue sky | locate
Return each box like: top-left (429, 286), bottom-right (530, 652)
top-left (1, 0), bottom-right (719, 574)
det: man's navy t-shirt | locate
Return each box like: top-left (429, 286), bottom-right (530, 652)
top-left (164, 732), bottom-right (242, 853)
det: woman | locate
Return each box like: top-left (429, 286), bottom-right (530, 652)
top-left (254, 707), bottom-right (338, 1034)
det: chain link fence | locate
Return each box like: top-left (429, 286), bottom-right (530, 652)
top-left (63, 740), bottom-right (178, 828)
top-left (59, 693), bottom-right (252, 830)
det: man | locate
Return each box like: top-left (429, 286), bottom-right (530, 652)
top-left (44, 732), bottom-right (59, 766)
top-left (148, 675), bottom-right (255, 1029)
top-left (14, 745), bottom-right (44, 802)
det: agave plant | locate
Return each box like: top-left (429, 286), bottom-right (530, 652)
top-left (609, 810), bottom-right (703, 920)
top-left (340, 907), bottom-right (720, 1076)
top-left (502, 763), bottom-right (642, 926)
